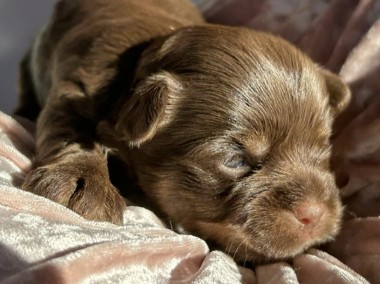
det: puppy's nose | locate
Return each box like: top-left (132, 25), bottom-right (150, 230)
top-left (293, 201), bottom-right (325, 227)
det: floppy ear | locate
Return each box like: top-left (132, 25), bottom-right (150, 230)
top-left (321, 69), bottom-right (351, 116)
top-left (115, 72), bottom-right (182, 147)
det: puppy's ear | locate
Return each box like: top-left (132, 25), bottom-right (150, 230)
top-left (116, 72), bottom-right (181, 147)
top-left (321, 69), bottom-right (351, 116)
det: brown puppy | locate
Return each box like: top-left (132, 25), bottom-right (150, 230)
top-left (16, 0), bottom-right (350, 263)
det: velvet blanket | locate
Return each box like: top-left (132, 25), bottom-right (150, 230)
top-left (1, 0), bottom-right (379, 283)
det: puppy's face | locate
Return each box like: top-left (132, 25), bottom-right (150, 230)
top-left (116, 26), bottom-right (350, 263)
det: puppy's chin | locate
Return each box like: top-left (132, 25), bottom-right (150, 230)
top-left (149, 170), bottom-right (343, 263)
top-left (179, 198), bottom-right (342, 264)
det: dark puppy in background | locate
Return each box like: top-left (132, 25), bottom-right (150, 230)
top-left (16, 0), bottom-right (350, 263)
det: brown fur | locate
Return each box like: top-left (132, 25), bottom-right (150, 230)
top-left (17, 0), bottom-right (350, 263)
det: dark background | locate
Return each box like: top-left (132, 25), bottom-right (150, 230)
top-left (0, 0), bottom-right (57, 114)
top-left (0, 0), bottom-right (206, 115)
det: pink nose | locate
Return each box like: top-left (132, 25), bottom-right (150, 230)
top-left (294, 201), bottom-right (325, 227)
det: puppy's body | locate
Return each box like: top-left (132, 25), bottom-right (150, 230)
top-left (17, 0), bottom-right (203, 224)
top-left (18, 0), bottom-right (350, 263)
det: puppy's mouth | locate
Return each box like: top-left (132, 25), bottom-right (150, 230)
top-left (181, 198), bottom-right (342, 264)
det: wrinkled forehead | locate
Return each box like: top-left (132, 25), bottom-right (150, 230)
top-left (159, 27), bottom-right (333, 143)
top-left (231, 63), bottom-right (332, 139)
top-left (177, 57), bottom-right (332, 141)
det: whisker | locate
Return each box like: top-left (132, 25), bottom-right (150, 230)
top-left (168, 219), bottom-right (174, 231)
top-left (227, 239), bottom-right (233, 255)
top-left (243, 237), bottom-right (249, 267)
top-left (227, 233), bottom-right (238, 256)
top-left (233, 240), bottom-right (244, 260)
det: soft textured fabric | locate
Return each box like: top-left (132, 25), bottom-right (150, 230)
top-left (1, 0), bottom-right (380, 283)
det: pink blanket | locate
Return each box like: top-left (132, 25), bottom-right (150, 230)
top-left (1, 0), bottom-right (379, 283)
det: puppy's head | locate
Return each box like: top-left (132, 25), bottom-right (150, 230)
top-left (116, 26), bottom-right (350, 263)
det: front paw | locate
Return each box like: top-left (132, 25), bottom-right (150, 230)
top-left (22, 155), bottom-right (126, 225)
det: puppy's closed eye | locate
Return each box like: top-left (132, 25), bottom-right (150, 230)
top-left (222, 152), bottom-right (263, 178)
top-left (224, 154), bottom-right (248, 169)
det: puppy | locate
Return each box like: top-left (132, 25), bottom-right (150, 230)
top-left (16, 0), bottom-right (350, 263)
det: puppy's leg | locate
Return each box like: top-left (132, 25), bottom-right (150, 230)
top-left (22, 87), bottom-right (126, 225)
top-left (14, 51), bottom-right (41, 121)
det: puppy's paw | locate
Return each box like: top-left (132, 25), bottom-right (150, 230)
top-left (22, 155), bottom-right (126, 225)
